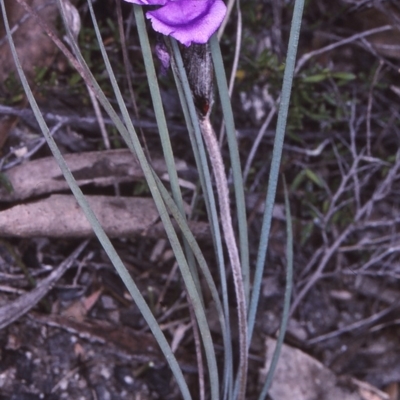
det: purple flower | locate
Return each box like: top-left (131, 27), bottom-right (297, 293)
top-left (124, 0), bottom-right (227, 46)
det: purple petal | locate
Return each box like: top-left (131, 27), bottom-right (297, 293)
top-left (123, 0), bottom-right (166, 5)
top-left (146, 0), bottom-right (227, 46)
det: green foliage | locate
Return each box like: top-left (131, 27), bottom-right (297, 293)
top-left (238, 47), bottom-right (285, 91)
top-left (288, 65), bottom-right (356, 132)
top-left (0, 172), bottom-right (13, 194)
top-left (301, 70), bottom-right (355, 83)
top-left (0, 73), bottom-right (24, 104)
top-left (291, 168), bottom-right (325, 191)
top-left (236, 37), bottom-right (358, 139)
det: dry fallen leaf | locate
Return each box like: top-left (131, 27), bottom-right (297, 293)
top-left (62, 288), bottom-right (103, 323)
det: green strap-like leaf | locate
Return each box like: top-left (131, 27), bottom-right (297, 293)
top-left (247, 0), bottom-right (305, 347)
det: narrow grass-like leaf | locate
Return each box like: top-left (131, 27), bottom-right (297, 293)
top-left (58, 0), bottom-right (213, 353)
top-left (0, 3), bottom-right (192, 398)
top-left (172, 78), bottom-right (235, 400)
top-left (133, 8), bottom-right (184, 217)
top-left (218, 0), bottom-right (242, 147)
top-left (152, 171), bottom-right (228, 348)
top-left (132, 3), bottom-right (203, 308)
top-left (12, 1), bottom-right (219, 397)
top-left (168, 41), bottom-right (221, 255)
top-left (210, 34), bottom-right (249, 400)
top-left (84, 4), bottom-right (220, 398)
top-left (168, 38), bottom-right (233, 398)
top-left (155, 171), bottom-right (234, 400)
top-left (258, 177), bottom-right (293, 400)
top-left (168, 39), bottom-right (226, 280)
top-left (247, 0), bottom-right (305, 345)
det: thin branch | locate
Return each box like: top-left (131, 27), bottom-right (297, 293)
top-left (294, 25), bottom-right (393, 75)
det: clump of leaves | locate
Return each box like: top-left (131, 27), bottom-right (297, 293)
top-left (288, 65), bottom-right (356, 134)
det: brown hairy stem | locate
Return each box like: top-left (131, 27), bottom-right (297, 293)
top-left (199, 116), bottom-right (248, 400)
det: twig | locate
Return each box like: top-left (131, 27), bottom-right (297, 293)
top-left (294, 25), bottom-right (393, 75)
top-left (290, 145), bottom-right (400, 316)
top-left (0, 104), bottom-right (165, 131)
top-left (13, 0), bottom-right (97, 92)
top-left (218, 0), bottom-right (242, 146)
top-left (115, 0), bottom-right (150, 158)
top-left (307, 304), bottom-right (398, 344)
top-left (59, 0), bottom-right (110, 150)
top-left (217, 0), bottom-right (236, 40)
top-left (349, 100), bottom-right (361, 212)
top-left (1, 120), bottom-right (64, 171)
top-left (366, 61), bottom-right (384, 156)
top-left (0, 240), bottom-right (88, 329)
top-left (87, 86), bottom-right (110, 149)
top-left (243, 103), bottom-right (277, 184)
